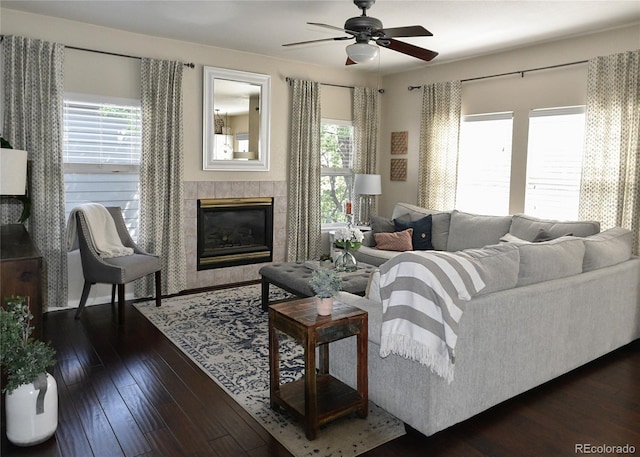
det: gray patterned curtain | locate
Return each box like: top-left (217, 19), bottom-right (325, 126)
top-left (579, 50), bottom-right (640, 255)
top-left (287, 79), bottom-right (321, 261)
top-left (417, 81), bottom-right (462, 210)
top-left (2, 36), bottom-right (67, 311)
top-left (137, 58), bottom-right (186, 296)
top-left (353, 86), bottom-right (379, 224)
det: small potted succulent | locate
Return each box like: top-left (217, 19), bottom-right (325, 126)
top-left (309, 268), bottom-right (342, 315)
top-left (0, 296), bottom-right (57, 446)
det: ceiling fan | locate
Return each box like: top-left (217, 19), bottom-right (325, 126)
top-left (283, 0), bottom-right (438, 65)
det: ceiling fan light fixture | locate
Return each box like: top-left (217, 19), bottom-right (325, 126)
top-left (346, 42), bottom-right (378, 63)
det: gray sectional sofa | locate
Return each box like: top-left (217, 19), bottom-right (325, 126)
top-left (330, 202), bottom-right (640, 436)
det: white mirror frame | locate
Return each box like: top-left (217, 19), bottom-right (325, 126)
top-left (203, 66), bottom-right (271, 171)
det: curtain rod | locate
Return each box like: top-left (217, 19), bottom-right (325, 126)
top-left (285, 76), bottom-right (384, 93)
top-left (407, 59), bottom-right (588, 91)
top-left (66, 45), bottom-right (195, 68)
top-left (0, 36), bottom-right (195, 68)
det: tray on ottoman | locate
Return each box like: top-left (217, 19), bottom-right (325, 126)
top-left (259, 261), bottom-right (376, 311)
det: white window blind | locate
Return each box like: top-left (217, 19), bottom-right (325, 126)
top-left (63, 96), bottom-right (141, 237)
top-left (525, 106), bottom-right (585, 220)
top-left (320, 119), bottom-right (354, 226)
top-left (63, 99), bottom-right (141, 165)
top-left (456, 112), bottom-right (513, 216)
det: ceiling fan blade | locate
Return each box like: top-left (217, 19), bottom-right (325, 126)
top-left (308, 22), bottom-right (350, 33)
top-left (282, 36), bottom-right (352, 47)
top-left (376, 25), bottom-right (433, 38)
top-left (378, 38), bottom-right (438, 62)
top-left (346, 57), bottom-right (357, 66)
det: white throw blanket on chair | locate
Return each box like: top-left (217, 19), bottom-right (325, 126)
top-left (66, 203), bottom-right (134, 258)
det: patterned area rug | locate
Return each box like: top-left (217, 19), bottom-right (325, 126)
top-left (134, 284), bottom-right (405, 457)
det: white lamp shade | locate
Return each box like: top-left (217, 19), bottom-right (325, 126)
top-left (0, 148), bottom-right (28, 195)
top-left (354, 174), bottom-right (382, 195)
top-left (346, 43), bottom-right (379, 63)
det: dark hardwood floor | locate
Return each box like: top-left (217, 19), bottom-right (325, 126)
top-left (2, 292), bottom-right (639, 457)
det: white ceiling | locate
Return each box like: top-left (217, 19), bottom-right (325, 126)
top-left (4, 0), bottom-right (640, 74)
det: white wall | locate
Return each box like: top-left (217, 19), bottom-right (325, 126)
top-left (377, 24), bottom-right (640, 217)
top-left (0, 8), bottom-right (373, 305)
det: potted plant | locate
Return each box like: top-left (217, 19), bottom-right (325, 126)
top-left (309, 268), bottom-right (342, 316)
top-left (0, 296), bottom-right (57, 446)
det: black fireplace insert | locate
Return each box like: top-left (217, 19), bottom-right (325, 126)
top-left (197, 197), bottom-right (273, 270)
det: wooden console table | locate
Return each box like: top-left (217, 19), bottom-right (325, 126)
top-left (268, 298), bottom-right (368, 440)
top-left (0, 224), bottom-right (43, 340)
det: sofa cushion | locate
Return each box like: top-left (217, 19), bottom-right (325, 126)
top-left (394, 215), bottom-right (433, 250)
top-left (510, 214), bottom-right (600, 242)
top-left (391, 202), bottom-right (450, 250)
top-left (516, 237), bottom-right (585, 287)
top-left (582, 227), bottom-right (633, 272)
top-left (461, 244), bottom-right (520, 295)
top-left (374, 229), bottom-right (414, 251)
top-left (446, 210), bottom-right (512, 252)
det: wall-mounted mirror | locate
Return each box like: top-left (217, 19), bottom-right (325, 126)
top-left (203, 66), bottom-right (270, 171)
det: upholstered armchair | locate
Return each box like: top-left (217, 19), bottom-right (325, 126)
top-left (74, 206), bottom-right (161, 323)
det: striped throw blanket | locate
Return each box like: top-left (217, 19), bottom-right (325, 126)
top-left (379, 251), bottom-right (485, 383)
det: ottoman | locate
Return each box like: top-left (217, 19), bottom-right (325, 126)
top-left (258, 261), bottom-right (376, 311)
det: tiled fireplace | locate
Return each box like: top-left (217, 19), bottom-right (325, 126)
top-left (184, 180), bottom-right (287, 289)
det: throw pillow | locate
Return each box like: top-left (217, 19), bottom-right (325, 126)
top-left (370, 214), bottom-right (409, 234)
top-left (394, 215), bottom-right (433, 250)
top-left (374, 229), bottom-right (414, 251)
top-left (370, 215), bottom-right (395, 234)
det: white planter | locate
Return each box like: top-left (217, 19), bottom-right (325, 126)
top-left (316, 297), bottom-right (334, 316)
top-left (5, 372), bottom-right (58, 446)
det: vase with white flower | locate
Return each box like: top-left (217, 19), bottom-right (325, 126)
top-left (334, 227), bottom-right (364, 272)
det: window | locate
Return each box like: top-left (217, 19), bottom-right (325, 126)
top-left (235, 132), bottom-right (249, 153)
top-left (525, 106), bottom-right (585, 220)
top-left (456, 112), bottom-right (513, 215)
top-left (63, 95), bottom-right (142, 237)
top-left (320, 119), bottom-right (354, 226)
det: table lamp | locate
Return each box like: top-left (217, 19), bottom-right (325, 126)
top-left (1, 148), bottom-right (30, 222)
top-left (1, 148), bottom-right (28, 196)
top-left (353, 174), bottom-right (382, 225)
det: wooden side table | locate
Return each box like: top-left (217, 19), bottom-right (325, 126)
top-left (0, 224), bottom-right (43, 340)
top-left (268, 298), bottom-right (368, 440)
